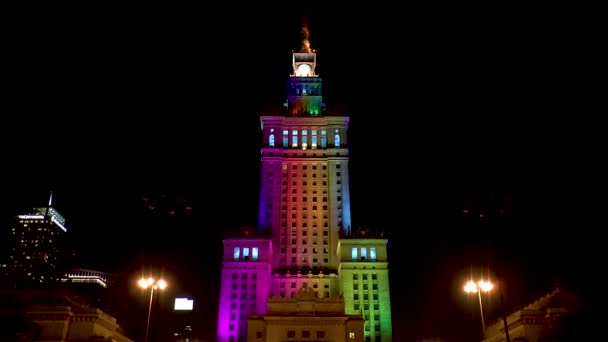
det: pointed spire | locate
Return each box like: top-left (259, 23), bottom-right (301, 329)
top-left (48, 191), bottom-right (53, 207)
top-left (299, 16), bottom-right (311, 53)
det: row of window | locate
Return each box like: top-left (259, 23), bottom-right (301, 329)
top-left (354, 274), bottom-right (377, 280)
top-left (353, 293), bottom-right (380, 301)
top-left (280, 238), bottom-right (329, 246)
top-left (280, 247), bottom-right (329, 254)
top-left (355, 303), bottom-right (380, 311)
top-left (270, 163), bottom-right (339, 170)
top-left (233, 248), bottom-right (259, 261)
top-left (228, 302), bottom-right (255, 311)
top-left (267, 129), bottom-right (342, 149)
top-left (230, 292), bottom-right (256, 300)
top-left (231, 273), bottom-right (258, 279)
top-left (231, 282), bottom-right (256, 290)
top-left (354, 282), bottom-right (380, 291)
top-left (279, 257), bottom-right (330, 264)
top-left (285, 330), bottom-right (326, 338)
top-left (351, 247), bottom-right (378, 261)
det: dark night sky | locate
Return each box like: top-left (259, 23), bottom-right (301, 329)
top-left (3, 3), bottom-right (599, 342)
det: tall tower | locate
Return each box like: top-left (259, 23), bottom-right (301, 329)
top-left (1, 193), bottom-right (68, 288)
top-left (218, 22), bottom-right (391, 342)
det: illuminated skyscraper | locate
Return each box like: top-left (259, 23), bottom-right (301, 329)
top-left (217, 24), bottom-right (392, 342)
top-left (1, 193), bottom-right (68, 288)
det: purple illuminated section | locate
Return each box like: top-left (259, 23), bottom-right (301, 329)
top-left (217, 241), bottom-right (272, 342)
top-left (257, 180), bottom-right (269, 234)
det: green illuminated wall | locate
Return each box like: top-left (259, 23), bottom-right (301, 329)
top-left (338, 239), bottom-right (392, 342)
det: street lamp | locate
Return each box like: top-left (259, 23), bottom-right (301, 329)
top-left (464, 280), bottom-right (494, 342)
top-left (138, 277), bottom-right (167, 342)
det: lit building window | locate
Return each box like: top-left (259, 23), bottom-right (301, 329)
top-left (349, 332), bottom-right (355, 339)
top-left (312, 130), bottom-right (317, 149)
top-left (252, 247), bottom-right (258, 260)
top-left (292, 130), bottom-right (298, 148)
top-left (233, 247), bottom-right (240, 260)
top-left (351, 247), bottom-right (358, 261)
top-left (321, 130), bottom-right (327, 148)
top-left (282, 130), bottom-right (289, 148)
top-left (243, 248), bottom-right (250, 259)
top-left (302, 130), bottom-right (308, 149)
top-left (370, 247), bottom-right (377, 261)
top-left (361, 247), bottom-right (367, 260)
top-left (334, 134), bottom-right (340, 148)
top-left (269, 134), bottom-right (275, 147)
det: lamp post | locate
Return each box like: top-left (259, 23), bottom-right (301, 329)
top-left (138, 277), bottom-right (167, 342)
top-left (464, 280), bottom-right (494, 342)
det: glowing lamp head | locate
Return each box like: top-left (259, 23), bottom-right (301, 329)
top-left (464, 280), bottom-right (478, 293)
top-left (464, 280), bottom-right (494, 293)
top-left (139, 277), bottom-right (167, 290)
top-left (478, 280), bottom-right (494, 292)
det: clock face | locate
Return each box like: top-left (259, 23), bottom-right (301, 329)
top-left (296, 64), bottom-right (312, 77)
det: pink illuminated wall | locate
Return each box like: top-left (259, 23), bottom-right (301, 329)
top-left (217, 238), bottom-right (272, 342)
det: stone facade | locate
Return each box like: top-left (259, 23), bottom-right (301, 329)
top-left (484, 288), bottom-right (578, 342)
top-left (0, 290), bottom-right (133, 342)
top-left (248, 287), bottom-right (364, 342)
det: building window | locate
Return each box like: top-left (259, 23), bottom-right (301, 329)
top-left (317, 331), bottom-right (325, 338)
top-left (311, 130), bottom-right (317, 149)
top-left (252, 247), bottom-right (258, 260)
top-left (321, 130), bottom-right (327, 148)
top-left (233, 247), bottom-right (240, 260)
top-left (302, 331), bottom-right (310, 338)
top-left (243, 248), bottom-right (250, 260)
top-left (361, 247), bottom-right (367, 260)
top-left (351, 247), bottom-right (358, 261)
top-left (349, 332), bottom-right (356, 339)
top-left (302, 130), bottom-right (308, 149)
top-left (256, 331), bottom-right (263, 338)
top-left (282, 130), bottom-right (289, 147)
top-left (287, 331), bottom-right (296, 338)
top-left (292, 130), bottom-right (298, 148)
top-left (269, 134), bottom-right (275, 147)
top-left (334, 133), bottom-right (340, 147)
top-left (370, 247), bottom-right (377, 261)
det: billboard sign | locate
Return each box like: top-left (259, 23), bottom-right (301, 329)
top-left (174, 297), bottom-right (194, 311)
